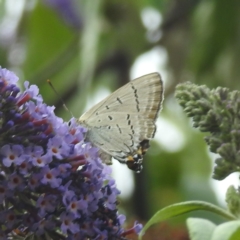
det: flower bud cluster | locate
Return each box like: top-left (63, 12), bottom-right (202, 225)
top-left (175, 82), bottom-right (240, 180)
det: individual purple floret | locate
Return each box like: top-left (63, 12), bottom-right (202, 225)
top-left (0, 67), bottom-right (142, 239)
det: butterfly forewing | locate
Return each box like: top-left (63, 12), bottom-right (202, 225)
top-left (78, 72), bottom-right (163, 172)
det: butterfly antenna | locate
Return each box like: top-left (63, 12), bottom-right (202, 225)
top-left (47, 79), bottom-right (74, 118)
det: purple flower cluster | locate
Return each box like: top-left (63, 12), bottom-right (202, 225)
top-left (0, 68), bottom-right (142, 239)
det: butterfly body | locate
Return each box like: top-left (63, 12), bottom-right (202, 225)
top-left (78, 72), bottom-right (163, 172)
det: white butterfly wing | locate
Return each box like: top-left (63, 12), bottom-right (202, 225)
top-left (78, 72), bottom-right (163, 172)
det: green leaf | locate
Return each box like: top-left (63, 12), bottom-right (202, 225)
top-left (139, 201), bottom-right (236, 239)
top-left (212, 221), bottom-right (240, 240)
top-left (187, 218), bottom-right (216, 240)
top-left (23, 1), bottom-right (75, 80)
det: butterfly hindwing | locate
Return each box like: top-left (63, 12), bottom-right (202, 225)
top-left (78, 72), bottom-right (164, 172)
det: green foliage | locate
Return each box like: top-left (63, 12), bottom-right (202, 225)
top-left (139, 201), bottom-right (236, 239)
top-left (226, 186), bottom-right (240, 218)
top-left (211, 221), bottom-right (240, 240)
top-left (187, 218), bottom-right (240, 240)
top-left (141, 81), bottom-right (240, 239)
top-left (187, 218), bottom-right (216, 240)
top-left (23, 1), bottom-right (77, 81)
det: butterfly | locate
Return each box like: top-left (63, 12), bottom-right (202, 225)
top-left (78, 72), bottom-right (164, 172)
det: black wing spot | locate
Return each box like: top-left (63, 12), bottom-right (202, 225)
top-left (116, 124), bottom-right (122, 134)
top-left (106, 105), bottom-right (110, 110)
top-left (127, 135), bottom-right (134, 147)
top-left (127, 114), bottom-right (130, 120)
top-left (130, 125), bottom-right (135, 134)
top-left (129, 134), bottom-right (133, 140)
top-left (131, 84), bottom-right (140, 112)
top-left (117, 97), bottom-right (123, 104)
top-left (108, 116), bottom-right (113, 120)
top-left (124, 143), bottom-right (132, 151)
